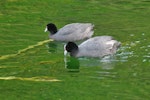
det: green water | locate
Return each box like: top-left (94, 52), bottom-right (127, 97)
top-left (0, 0), bottom-right (150, 100)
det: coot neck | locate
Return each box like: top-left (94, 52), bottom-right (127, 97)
top-left (50, 29), bottom-right (57, 35)
top-left (70, 49), bottom-right (79, 57)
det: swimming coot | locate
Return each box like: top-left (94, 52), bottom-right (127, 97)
top-left (64, 36), bottom-right (121, 58)
top-left (45, 23), bottom-right (94, 42)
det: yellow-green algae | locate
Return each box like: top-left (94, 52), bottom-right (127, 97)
top-left (0, 39), bottom-right (53, 60)
top-left (0, 76), bottom-right (61, 82)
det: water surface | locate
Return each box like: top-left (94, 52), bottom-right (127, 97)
top-left (0, 0), bottom-right (150, 100)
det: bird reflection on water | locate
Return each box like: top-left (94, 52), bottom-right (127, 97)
top-left (47, 41), bottom-right (58, 53)
top-left (64, 57), bottom-right (80, 72)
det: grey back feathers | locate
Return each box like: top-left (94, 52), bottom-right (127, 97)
top-left (65, 36), bottom-right (121, 58)
top-left (45, 23), bottom-right (94, 42)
